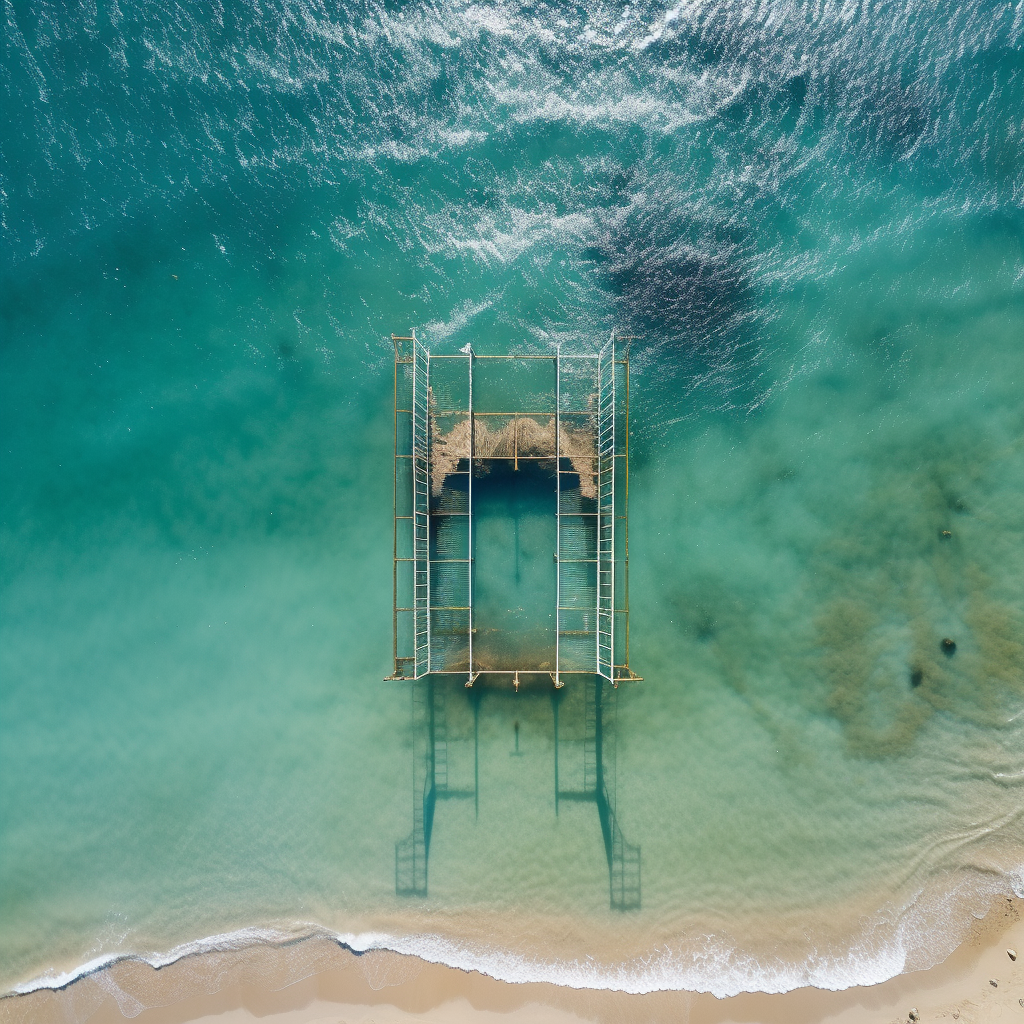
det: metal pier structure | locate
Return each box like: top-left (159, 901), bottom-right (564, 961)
top-left (389, 333), bottom-right (640, 688)
top-left (388, 333), bottom-right (641, 910)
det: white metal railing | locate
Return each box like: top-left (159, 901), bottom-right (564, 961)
top-left (555, 347), bottom-right (562, 688)
top-left (466, 346), bottom-right (474, 685)
top-left (596, 337), bottom-right (615, 681)
top-left (393, 339), bottom-right (635, 686)
top-left (412, 335), bottom-right (431, 677)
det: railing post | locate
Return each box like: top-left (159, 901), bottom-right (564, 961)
top-left (467, 345), bottom-right (474, 687)
top-left (554, 347), bottom-right (561, 689)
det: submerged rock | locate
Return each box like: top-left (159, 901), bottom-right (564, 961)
top-left (941, 637), bottom-right (957, 656)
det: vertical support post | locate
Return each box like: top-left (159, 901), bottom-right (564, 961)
top-left (623, 342), bottom-right (630, 674)
top-left (392, 343), bottom-right (399, 675)
top-left (597, 336), bottom-right (615, 681)
top-left (598, 348), bottom-right (603, 679)
top-left (609, 341), bottom-right (615, 683)
top-left (412, 336), bottom-right (420, 674)
top-left (554, 348), bottom-right (561, 690)
top-left (425, 341), bottom-right (430, 675)
top-left (467, 347), bottom-right (474, 686)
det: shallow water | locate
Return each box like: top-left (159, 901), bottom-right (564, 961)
top-left (2, 0), bottom-right (1023, 1001)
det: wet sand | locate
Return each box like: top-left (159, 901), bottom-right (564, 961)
top-left (4, 897), bottom-right (1022, 1024)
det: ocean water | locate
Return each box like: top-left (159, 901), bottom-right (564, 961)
top-left (2, 0), bottom-right (1023, 1004)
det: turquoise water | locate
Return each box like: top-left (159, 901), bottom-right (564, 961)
top-left (2, 0), bottom-right (1023, 1002)
top-left (473, 464), bottom-right (558, 668)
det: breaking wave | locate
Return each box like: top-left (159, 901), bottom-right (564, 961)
top-left (10, 860), bottom-right (1024, 1009)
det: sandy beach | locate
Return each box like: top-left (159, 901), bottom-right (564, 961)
top-left (4, 896), bottom-right (1022, 1024)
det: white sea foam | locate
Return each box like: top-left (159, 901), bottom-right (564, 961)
top-left (10, 862), bottom-right (1024, 1003)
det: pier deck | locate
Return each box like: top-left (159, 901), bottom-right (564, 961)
top-left (387, 333), bottom-right (641, 910)
top-left (387, 334), bottom-right (641, 688)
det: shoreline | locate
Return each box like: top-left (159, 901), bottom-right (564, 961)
top-left (4, 897), bottom-right (1023, 1024)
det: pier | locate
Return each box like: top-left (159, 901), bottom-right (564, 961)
top-left (387, 335), bottom-right (641, 910)
top-left (387, 333), bottom-right (641, 688)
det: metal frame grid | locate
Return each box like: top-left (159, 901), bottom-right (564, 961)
top-left (596, 338), bottom-right (615, 681)
top-left (413, 337), bottom-right (431, 677)
top-left (388, 333), bottom-right (640, 688)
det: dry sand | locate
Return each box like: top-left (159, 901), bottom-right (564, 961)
top-left (4, 897), bottom-right (1024, 1024)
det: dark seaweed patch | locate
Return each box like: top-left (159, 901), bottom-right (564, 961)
top-left (585, 192), bottom-right (766, 414)
top-left (826, 72), bottom-right (931, 160)
top-left (588, 195), bottom-right (751, 343)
